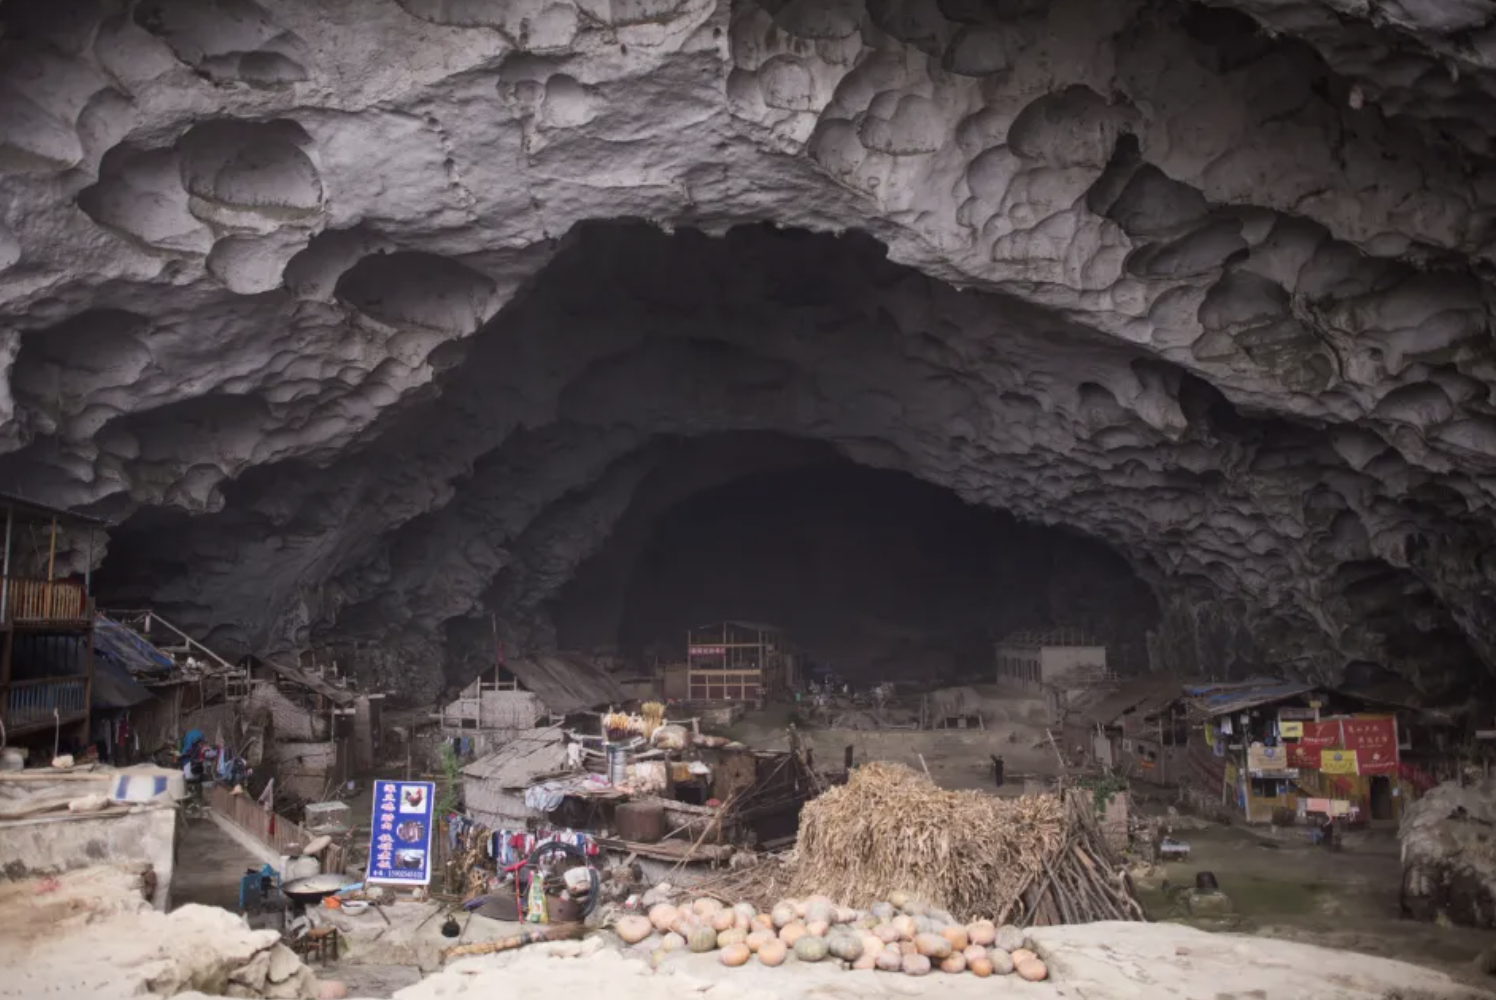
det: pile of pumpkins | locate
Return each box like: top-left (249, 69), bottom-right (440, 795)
top-left (612, 892), bottom-right (1048, 981)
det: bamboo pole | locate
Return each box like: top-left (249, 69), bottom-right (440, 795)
top-left (1, 503), bottom-right (12, 620)
top-left (45, 515), bottom-right (57, 617)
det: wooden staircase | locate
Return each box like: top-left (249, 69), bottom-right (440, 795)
top-left (105, 608), bottom-right (357, 707)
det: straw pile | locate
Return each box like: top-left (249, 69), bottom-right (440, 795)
top-left (790, 762), bottom-right (1066, 919)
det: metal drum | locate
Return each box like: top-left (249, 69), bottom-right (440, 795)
top-left (606, 744), bottom-right (628, 786)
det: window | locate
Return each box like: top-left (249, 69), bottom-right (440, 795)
top-left (1250, 778), bottom-right (1279, 799)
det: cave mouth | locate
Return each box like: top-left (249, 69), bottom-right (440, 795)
top-left (552, 437), bottom-right (1159, 687)
top-left (60, 218), bottom-right (1488, 708)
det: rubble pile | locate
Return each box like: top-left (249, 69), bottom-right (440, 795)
top-left (1, 867), bottom-right (323, 1000)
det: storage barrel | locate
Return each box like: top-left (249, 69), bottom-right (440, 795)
top-left (615, 801), bottom-right (666, 843)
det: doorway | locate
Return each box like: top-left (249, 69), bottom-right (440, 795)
top-left (1369, 776), bottom-right (1395, 821)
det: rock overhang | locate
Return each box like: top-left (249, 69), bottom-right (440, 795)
top-left (0, 0), bottom-right (1492, 703)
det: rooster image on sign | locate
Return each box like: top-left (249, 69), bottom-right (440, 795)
top-left (399, 785), bottom-right (427, 814)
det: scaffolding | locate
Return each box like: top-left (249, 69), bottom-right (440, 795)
top-left (684, 621), bottom-right (793, 702)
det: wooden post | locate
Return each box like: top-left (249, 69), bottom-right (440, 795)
top-left (45, 515), bottom-right (57, 617)
top-left (0, 627), bottom-right (13, 734)
top-left (1158, 714), bottom-right (1167, 786)
top-left (0, 502), bottom-right (12, 621)
top-left (80, 616), bottom-right (95, 747)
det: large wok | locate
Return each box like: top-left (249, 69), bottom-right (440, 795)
top-left (282, 873), bottom-right (354, 906)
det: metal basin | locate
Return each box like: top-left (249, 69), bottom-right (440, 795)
top-left (283, 873), bottom-right (354, 904)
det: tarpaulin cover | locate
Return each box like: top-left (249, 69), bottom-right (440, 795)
top-left (93, 616), bottom-right (176, 677)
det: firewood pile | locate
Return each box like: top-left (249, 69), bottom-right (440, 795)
top-left (1000, 791), bottom-right (1146, 926)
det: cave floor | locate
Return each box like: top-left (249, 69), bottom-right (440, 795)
top-left (729, 685), bottom-right (1059, 793)
top-left (1134, 820), bottom-right (1496, 981)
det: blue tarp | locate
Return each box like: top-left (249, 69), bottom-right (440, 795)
top-left (10, 616), bottom-right (177, 711)
top-left (91, 656), bottom-right (154, 709)
top-left (1182, 678), bottom-right (1316, 718)
top-left (10, 633), bottom-right (153, 709)
top-left (93, 616), bottom-right (176, 677)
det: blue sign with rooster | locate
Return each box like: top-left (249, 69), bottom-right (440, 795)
top-left (366, 780), bottom-right (436, 885)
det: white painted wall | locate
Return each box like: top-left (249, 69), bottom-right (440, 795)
top-left (1040, 645), bottom-right (1107, 685)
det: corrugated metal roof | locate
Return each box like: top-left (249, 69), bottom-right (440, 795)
top-left (1182, 679), bottom-right (1316, 718)
top-left (0, 490), bottom-right (112, 526)
top-left (1069, 676), bottom-right (1183, 727)
top-left (504, 652), bottom-right (626, 715)
top-left (461, 727), bottom-right (569, 788)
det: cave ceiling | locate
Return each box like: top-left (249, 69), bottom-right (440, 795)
top-left (2, 0), bottom-right (1496, 703)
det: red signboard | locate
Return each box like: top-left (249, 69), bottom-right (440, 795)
top-left (1297, 721), bottom-right (1342, 748)
top-left (1358, 747), bottom-right (1398, 775)
top-left (1340, 718), bottom-right (1396, 754)
top-left (1286, 743), bottom-right (1320, 769)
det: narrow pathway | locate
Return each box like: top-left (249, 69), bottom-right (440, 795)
top-left (171, 815), bottom-right (265, 912)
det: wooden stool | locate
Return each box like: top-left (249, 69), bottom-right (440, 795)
top-left (292, 926), bottom-right (339, 966)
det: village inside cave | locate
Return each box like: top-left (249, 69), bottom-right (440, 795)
top-left (5, 0), bottom-right (1496, 998)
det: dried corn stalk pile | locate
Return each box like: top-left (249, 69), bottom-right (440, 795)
top-left (789, 762), bottom-right (1067, 919)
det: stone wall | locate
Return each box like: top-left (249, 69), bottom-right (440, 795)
top-left (0, 805), bottom-right (177, 909)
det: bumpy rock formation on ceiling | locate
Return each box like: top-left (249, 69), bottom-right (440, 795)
top-left (2, 0), bottom-right (1495, 702)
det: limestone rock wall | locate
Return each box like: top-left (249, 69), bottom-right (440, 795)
top-left (1401, 778), bottom-right (1496, 928)
top-left (1, 0), bottom-right (1495, 701)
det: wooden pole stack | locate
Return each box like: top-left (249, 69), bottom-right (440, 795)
top-left (1000, 792), bottom-right (1146, 927)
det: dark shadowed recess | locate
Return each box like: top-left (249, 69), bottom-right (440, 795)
top-left (596, 459), bottom-right (1158, 684)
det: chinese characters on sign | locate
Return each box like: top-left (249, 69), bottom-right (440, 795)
top-left (1296, 721), bottom-right (1342, 748)
top-left (366, 780), bottom-right (436, 886)
top-left (1320, 749), bottom-right (1359, 775)
top-left (1340, 718), bottom-right (1395, 753)
top-left (1270, 715), bottom-right (1399, 776)
top-left (1246, 742), bottom-right (1296, 777)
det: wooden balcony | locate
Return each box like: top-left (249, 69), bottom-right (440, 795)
top-left (2, 676), bottom-right (88, 735)
top-left (1, 576), bottom-right (89, 628)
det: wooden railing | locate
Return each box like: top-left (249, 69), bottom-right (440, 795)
top-left (3, 676), bottom-right (88, 732)
top-left (2, 576), bottom-right (87, 625)
top-left (209, 784), bottom-right (348, 874)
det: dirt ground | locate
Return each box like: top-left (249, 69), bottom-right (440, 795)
top-left (720, 697), bottom-right (1496, 981)
top-left (1132, 807), bottom-right (1496, 981)
top-left (727, 684), bottom-right (1062, 793)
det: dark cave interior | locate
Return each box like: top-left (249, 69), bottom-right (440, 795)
top-left (555, 445), bottom-right (1159, 683)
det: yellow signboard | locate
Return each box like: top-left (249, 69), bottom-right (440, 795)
top-left (1320, 749), bottom-right (1359, 774)
top-left (1247, 743), bottom-right (1293, 775)
top-left (1280, 721), bottom-right (1303, 739)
